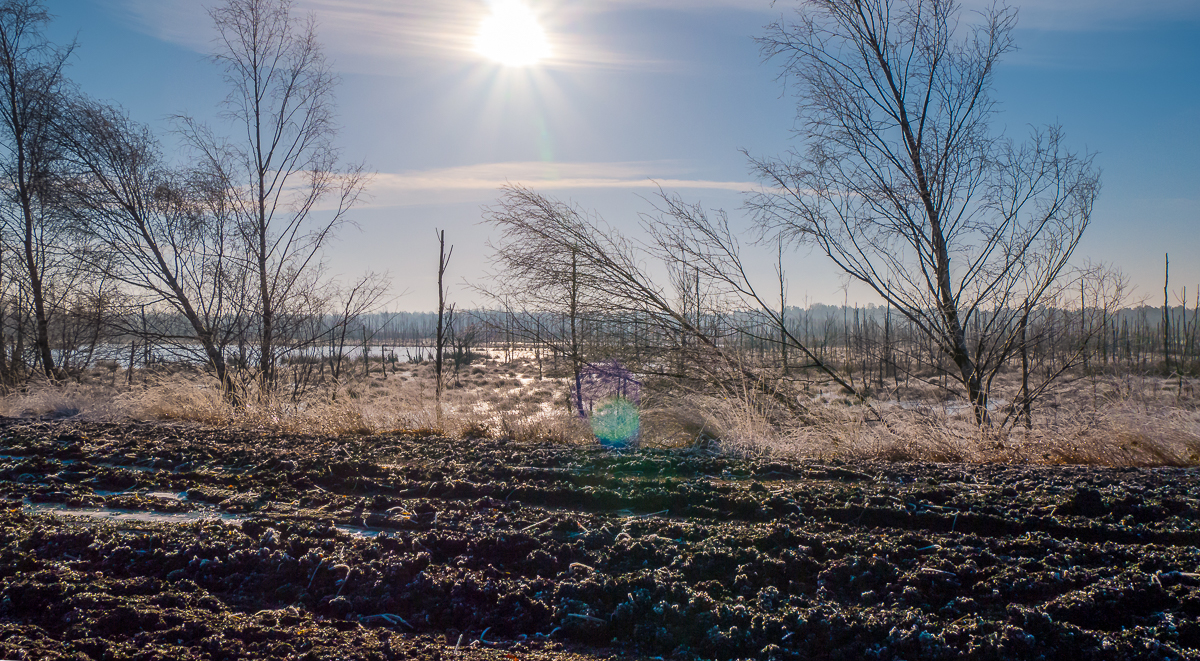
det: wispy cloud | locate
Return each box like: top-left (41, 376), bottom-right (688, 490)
top-left (301, 0), bottom-right (678, 71)
top-left (105, 0), bottom-right (723, 71)
top-left (595, 0), bottom-right (780, 12)
top-left (107, 0), bottom-right (1200, 75)
top-left (365, 161), bottom-right (755, 207)
top-left (101, 0), bottom-right (215, 51)
top-left (960, 0), bottom-right (1200, 30)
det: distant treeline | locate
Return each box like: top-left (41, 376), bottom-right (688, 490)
top-left (354, 302), bottom-right (1200, 366)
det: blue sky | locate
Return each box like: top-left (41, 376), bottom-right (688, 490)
top-left (49, 0), bottom-right (1200, 311)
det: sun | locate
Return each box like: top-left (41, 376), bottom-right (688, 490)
top-left (475, 0), bottom-right (550, 67)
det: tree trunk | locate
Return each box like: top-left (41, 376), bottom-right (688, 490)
top-left (258, 216), bottom-right (273, 390)
top-left (569, 250), bottom-right (584, 416)
top-left (23, 213), bottom-right (57, 381)
top-left (435, 230), bottom-right (451, 425)
top-left (1020, 302), bottom-right (1031, 429)
top-left (1163, 253), bottom-right (1170, 371)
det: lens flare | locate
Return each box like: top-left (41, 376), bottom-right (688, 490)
top-left (573, 361), bottom-right (641, 448)
top-left (475, 1), bottom-right (550, 67)
top-left (590, 397), bottom-right (640, 448)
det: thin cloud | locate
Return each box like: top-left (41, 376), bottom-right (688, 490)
top-left (365, 161), bottom-right (755, 207)
top-left (590, 0), bottom-right (1200, 22)
top-left (959, 0), bottom-right (1200, 30)
top-left (108, 0), bottom-right (704, 71)
top-left (109, 0), bottom-right (1200, 75)
top-left (597, 0), bottom-right (779, 11)
top-left (304, 0), bottom-right (677, 71)
top-left (102, 0), bottom-right (215, 50)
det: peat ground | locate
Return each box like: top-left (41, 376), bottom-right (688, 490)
top-left (0, 418), bottom-right (1198, 660)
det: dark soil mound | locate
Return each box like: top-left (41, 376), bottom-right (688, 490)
top-left (1, 418), bottom-right (1198, 660)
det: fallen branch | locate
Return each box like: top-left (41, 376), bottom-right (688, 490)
top-left (520, 516), bottom-right (553, 532)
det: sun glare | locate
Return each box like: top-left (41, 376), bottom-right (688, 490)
top-left (475, 0), bottom-right (550, 67)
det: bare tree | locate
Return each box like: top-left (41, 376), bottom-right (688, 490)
top-left (181, 0), bottom-right (368, 391)
top-left (59, 98), bottom-right (248, 401)
top-left (298, 273), bottom-right (388, 395)
top-left (1003, 262), bottom-right (1126, 428)
top-left (482, 185), bottom-right (828, 414)
top-left (749, 0), bottom-right (1100, 424)
top-left (648, 192), bottom-right (858, 397)
top-left (479, 197), bottom-right (598, 415)
top-left (0, 0), bottom-right (72, 381)
top-left (1163, 253), bottom-right (1170, 371)
top-left (434, 228), bottom-right (452, 425)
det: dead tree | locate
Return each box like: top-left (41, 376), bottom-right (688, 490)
top-left (435, 229), bottom-right (452, 425)
top-left (648, 191), bottom-right (858, 398)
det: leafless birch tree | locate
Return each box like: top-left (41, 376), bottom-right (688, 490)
top-left (648, 191), bottom-right (858, 396)
top-left (0, 0), bottom-right (71, 380)
top-left (749, 0), bottom-right (1100, 424)
top-left (480, 193), bottom-right (601, 414)
top-left (60, 99), bottom-right (247, 401)
top-left (181, 0), bottom-right (368, 391)
top-left (483, 185), bottom-right (834, 414)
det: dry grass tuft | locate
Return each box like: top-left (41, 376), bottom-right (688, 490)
top-left (0, 377), bottom-right (126, 420)
top-left (497, 410), bottom-right (594, 445)
top-left (637, 372), bottom-right (1199, 466)
top-left (1, 357), bottom-right (594, 444)
top-left (3, 360), bottom-right (1196, 466)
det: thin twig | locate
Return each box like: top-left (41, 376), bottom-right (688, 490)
top-left (306, 558), bottom-right (324, 590)
top-left (634, 509), bottom-right (669, 518)
top-left (520, 516), bottom-right (553, 532)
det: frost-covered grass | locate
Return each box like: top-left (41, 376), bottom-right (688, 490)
top-left (3, 356), bottom-right (1197, 466)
